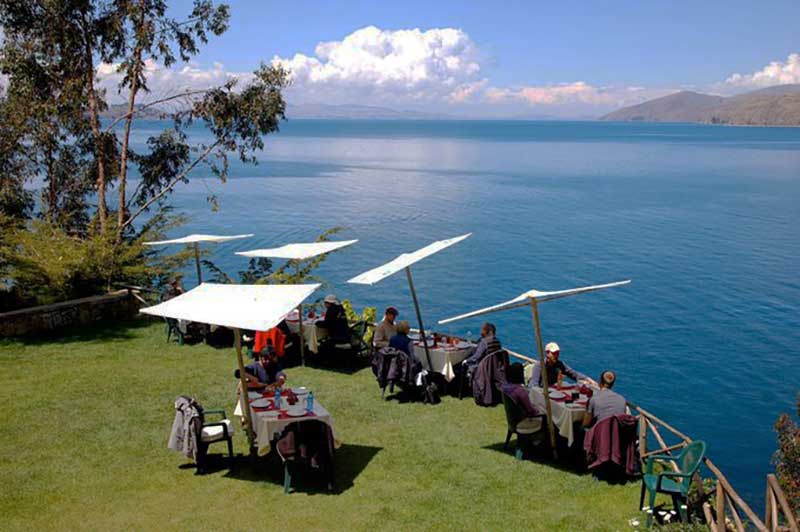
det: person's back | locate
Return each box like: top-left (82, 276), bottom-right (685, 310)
top-left (588, 387), bottom-right (627, 424)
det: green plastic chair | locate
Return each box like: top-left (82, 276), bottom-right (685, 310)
top-left (640, 440), bottom-right (706, 527)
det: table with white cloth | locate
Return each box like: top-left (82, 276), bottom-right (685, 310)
top-left (412, 341), bottom-right (475, 382)
top-left (284, 315), bottom-right (327, 354)
top-left (529, 385), bottom-right (589, 447)
top-left (234, 392), bottom-right (338, 457)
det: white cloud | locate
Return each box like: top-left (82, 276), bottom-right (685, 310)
top-left (96, 59), bottom-right (249, 103)
top-left (724, 53), bottom-right (800, 89)
top-left (271, 25), bottom-right (482, 104)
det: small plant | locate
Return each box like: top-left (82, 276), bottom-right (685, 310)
top-left (773, 393), bottom-right (800, 516)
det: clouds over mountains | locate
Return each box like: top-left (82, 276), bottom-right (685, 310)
top-left (96, 25), bottom-right (799, 117)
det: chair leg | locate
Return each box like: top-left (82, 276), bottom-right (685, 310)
top-left (646, 489), bottom-right (657, 528)
top-left (283, 462), bottom-right (292, 494)
top-left (639, 481), bottom-right (646, 511)
top-left (196, 443), bottom-right (208, 475)
top-left (381, 385), bottom-right (386, 399)
top-left (503, 430), bottom-right (512, 451)
top-left (458, 370), bottom-right (465, 400)
top-left (514, 441), bottom-right (524, 461)
top-left (673, 494), bottom-right (688, 523)
top-left (226, 437), bottom-right (234, 468)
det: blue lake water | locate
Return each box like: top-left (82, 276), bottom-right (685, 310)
top-left (132, 119), bottom-right (800, 507)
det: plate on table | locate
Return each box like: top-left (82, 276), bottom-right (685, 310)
top-left (248, 391), bottom-right (264, 400)
top-left (286, 408), bottom-right (307, 417)
top-left (251, 398), bottom-right (273, 408)
top-left (548, 390), bottom-right (567, 400)
top-left (292, 387), bottom-right (309, 396)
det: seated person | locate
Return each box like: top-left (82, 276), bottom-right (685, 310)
top-left (462, 322), bottom-right (501, 373)
top-left (582, 370), bottom-right (627, 428)
top-left (373, 306), bottom-right (399, 349)
top-left (529, 341), bottom-right (596, 389)
top-left (161, 277), bottom-right (184, 301)
top-left (316, 294), bottom-right (349, 342)
top-left (234, 348), bottom-right (287, 390)
top-left (388, 320), bottom-right (414, 356)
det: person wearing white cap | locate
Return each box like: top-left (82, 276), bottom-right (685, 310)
top-left (316, 294), bottom-right (348, 342)
top-left (529, 341), bottom-right (596, 389)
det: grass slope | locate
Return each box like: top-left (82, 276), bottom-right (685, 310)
top-left (0, 321), bottom-right (640, 531)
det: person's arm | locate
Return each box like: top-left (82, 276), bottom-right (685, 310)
top-left (561, 361), bottom-right (589, 382)
top-left (464, 339), bottom-right (486, 366)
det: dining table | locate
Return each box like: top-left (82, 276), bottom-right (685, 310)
top-left (284, 312), bottom-right (328, 354)
top-left (528, 384), bottom-right (590, 447)
top-left (234, 388), bottom-right (339, 456)
top-left (412, 339), bottom-right (475, 382)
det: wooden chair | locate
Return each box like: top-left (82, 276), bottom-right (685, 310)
top-left (196, 408), bottom-right (235, 474)
top-left (501, 389), bottom-right (547, 460)
top-left (640, 440), bottom-right (706, 527)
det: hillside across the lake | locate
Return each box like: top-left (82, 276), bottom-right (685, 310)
top-left (602, 84), bottom-right (800, 126)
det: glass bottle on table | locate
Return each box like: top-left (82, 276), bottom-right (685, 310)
top-left (306, 390), bottom-right (314, 413)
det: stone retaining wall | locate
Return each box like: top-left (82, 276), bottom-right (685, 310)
top-left (0, 290), bottom-right (141, 337)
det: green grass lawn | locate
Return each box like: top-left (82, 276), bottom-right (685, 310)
top-left (0, 320), bottom-right (643, 531)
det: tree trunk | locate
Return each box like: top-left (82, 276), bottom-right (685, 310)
top-left (83, 26), bottom-right (108, 234)
top-left (116, 2), bottom-right (146, 241)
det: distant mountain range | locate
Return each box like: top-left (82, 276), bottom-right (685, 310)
top-left (602, 84), bottom-right (800, 126)
top-left (285, 103), bottom-right (449, 120)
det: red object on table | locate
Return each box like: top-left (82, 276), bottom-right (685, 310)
top-left (254, 327), bottom-right (286, 357)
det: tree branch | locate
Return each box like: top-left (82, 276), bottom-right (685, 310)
top-left (103, 88), bottom-right (210, 132)
top-left (120, 140), bottom-right (221, 229)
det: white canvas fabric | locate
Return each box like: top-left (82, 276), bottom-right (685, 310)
top-left (437, 280), bottom-right (631, 324)
top-left (347, 233), bottom-right (471, 285)
top-left (140, 283), bottom-right (321, 331)
top-left (235, 239), bottom-right (358, 260)
top-left (144, 233), bottom-right (253, 246)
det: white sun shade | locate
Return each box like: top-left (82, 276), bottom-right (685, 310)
top-left (144, 233), bottom-right (254, 246)
top-left (438, 280), bottom-right (631, 325)
top-left (235, 239), bottom-right (358, 260)
top-left (347, 233), bottom-right (471, 285)
top-left (140, 283), bottom-right (321, 331)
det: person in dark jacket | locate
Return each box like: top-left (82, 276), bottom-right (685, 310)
top-left (462, 322), bottom-right (501, 373)
top-left (316, 294), bottom-right (349, 341)
top-left (389, 321), bottom-right (416, 359)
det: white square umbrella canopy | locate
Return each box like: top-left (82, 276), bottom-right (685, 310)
top-left (140, 282), bottom-right (320, 331)
top-left (347, 233), bottom-right (471, 286)
top-left (235, 239), bottom-right (358, 260)
top-left (144, 233), bottom-right (254, 285)
top-left (144, 233), bottom-right (254, 246)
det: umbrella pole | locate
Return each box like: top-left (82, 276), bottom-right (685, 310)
top-left (296, 262), bottom-right (306, 367)
top-left (530, 298), bottom-right (558, 459)
top-left (234, 328), bottom-right (255, 452)
top-left (193, 242), bottom-right (203, 285)
top-left (405, 267), bottom-right (435, 377)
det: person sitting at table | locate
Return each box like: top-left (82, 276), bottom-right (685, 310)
top-left (388, 320), bottom-right (416, 358)
top-left (582, 370), bottom-right (627, 428)
top-left (161, 277), bottom-right (184, 301)
top-left (462, 322), bottom-right (501, 373)
top-left (234, 347), bottom-right (287, 390)
top-left (316, 294), bottom-right (349, 342)
top-left (530, 341), bottom-right (597, 389)
top-left (373, 306), bottom-right (399, 349)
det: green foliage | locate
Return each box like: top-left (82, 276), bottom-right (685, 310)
top-left (774, 394), bottom-right (800, 515)
top-left (0, 216), bottom-right (190, 310)
top-left (342, 299), bottom-right (377, 345)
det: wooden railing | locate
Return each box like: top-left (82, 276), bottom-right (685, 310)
top-left (634, 405), bottom-right (798, 531)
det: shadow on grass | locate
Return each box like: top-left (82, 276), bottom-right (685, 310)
top-left (482, 440), bottom-right (640, 485)
top-left (207, 442), bottom-right (381, 495)
top-left (1, 317), bottom-right (156, 347)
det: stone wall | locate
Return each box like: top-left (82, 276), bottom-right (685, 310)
top-left (0, 290), bottom-right (141, 337)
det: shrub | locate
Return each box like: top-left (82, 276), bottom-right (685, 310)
top-left (774, 394), bottom-right (800, 516)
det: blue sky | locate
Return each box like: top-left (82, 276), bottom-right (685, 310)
top-left (136, 0), bottom-right (800, 116)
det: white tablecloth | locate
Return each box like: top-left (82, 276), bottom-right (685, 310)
top-left (285, 317), bottom-right (327, 354)
top-left (234, 395), bottom-right (338, 456)
top-left (529, 386), bottom-right (589, 447)
top-left (413, 342), bottom-right (475, 381)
